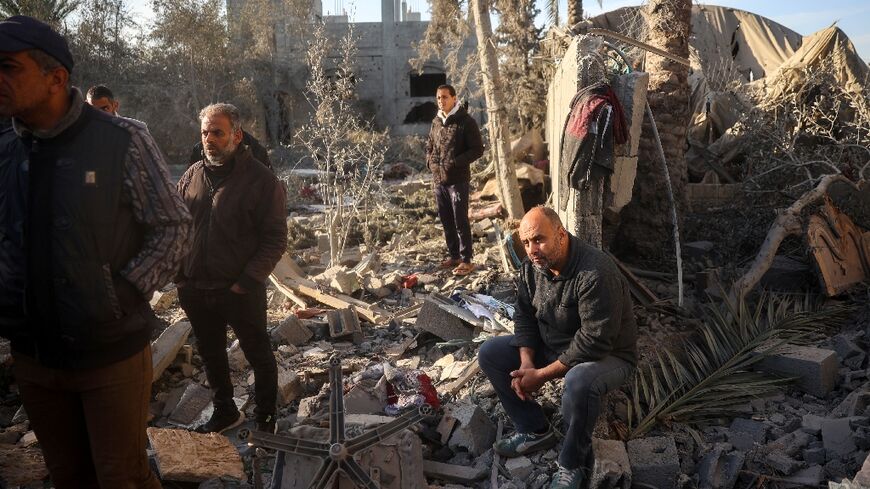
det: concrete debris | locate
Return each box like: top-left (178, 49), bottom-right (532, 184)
top-left (271, 314), bottom-right (313, 346)
top-left (590, 438), bottom-right (632, 489)
top-left (150, 287), bottom-right (179, 312)
top-left (445, 400), bottom-right (496, 456)
top-left (226, 339), bottom-right (249, 372)
top-left (415, 297), bottom-right (476, 341)
top-left (822, 417), bottom-right (858, 457)
top-left (504, 456), bottom-right (533, 480)
top-left (168, 383), bottom-right (212, 427)
top-left (696, 447), bottom-right (743, 489)
top-left (151, 320), bottom-right (192, 383)
top-left (765, 449), bottom-right (805, 475)
top-left (277, 367), bottom-right (302, 405)
top-left (627, 436), bottom-right (680, 489)
top-left (423, 460), bottom-right (487, 484)
top-left (0, 444), bottom-right (49, 486)
top-left (754, 344), bottom-right (838, 397)
top-left (327, 307), bottom-right (362, 342)
top-left (146, 427), bottom-right (246, 482)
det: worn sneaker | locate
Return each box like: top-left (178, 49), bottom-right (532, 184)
top-left (256, 415), bottom-right (277, 434)
top-left (195, 408), bottom-right (244, 434)
top-left (493, 428), bottom-right (557, 457)
top-left (549, 464), bottom-right (582, 489)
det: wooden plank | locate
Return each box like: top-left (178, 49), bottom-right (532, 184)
top-left (268, 275), bottom-right (307, 308)
top-left (151, 320), bottom-right (192, 383)
top-left (445, 358), bottom-right (481, 396)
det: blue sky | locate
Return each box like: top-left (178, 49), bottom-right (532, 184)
top-left (124, 0), bottom-right (870, 61)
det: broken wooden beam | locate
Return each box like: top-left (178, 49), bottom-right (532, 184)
top-left (606, 251), bottom-right (659, 306)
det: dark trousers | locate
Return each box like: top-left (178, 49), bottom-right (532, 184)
top-left (435, 182), bottom-right (473, 262)
top-left (13, 345), bottom-right (162, 489)
top-left (179, 286), bottom-right (277, 419)
top-left (479, 335), bottom-right (634, 473)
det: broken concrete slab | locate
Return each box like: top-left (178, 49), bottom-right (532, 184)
top-left (227, 339), bottom-right (249, 372)
top-left (780, 464), bottom-right (824, 488)
top-left (767, 430), bottom-right (811, 457)
top-left (423, 460), bottom-right (487, 484)
top-left (627, 436), bottom-right (679, 489)
top-left (415, 298), bottom-right (475, 341)
top-left (821, 417), bottom-right (857, 457)
top-left (590, 438), bottom-right (631, 489)
top-left (505, 456), bottom-right (533, 480)
top-left (151, 320), bottom-right (192, 383)
top-left (801, 413), bottom-right (825, 435)
top-left (754, 344), bottom-right (838, 397)
top-left (168, 383), bottom-right (212, 427)
top-left (277, 367), bottom-right (302, 406)
top-left (729, 418), bottom-right (769, 444)
top-left (831, 390), bottom-right (870, 418)
top-left (146, 427), bottom-right (245, 482)
top-left (446, 400), bottom-right (496, 456)
top-left (696, 447), bottom-right (743, 489)
top-left (765, 449), bottom-right (805, 475)
top-left (271, 315), bottom-right (313, 346)
top-left (344, 385), bottom-right (384, 415)
top-left (855, 451), bottom-right (870, 486)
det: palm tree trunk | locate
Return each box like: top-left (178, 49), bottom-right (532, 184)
top-left (567, 0), bottom-right (582, 27)
top-left (613, 0), bottom-right (691, 258)
top-left (469, 0), bottom-right (525, 220)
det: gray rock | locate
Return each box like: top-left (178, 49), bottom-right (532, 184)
top-left (696, 447), bottom-right (744, 489)
top-left (768, 430), bottom-right (811, 457)
top-left (803, 447), bottom-right (826, 465)
top-left (801, 414), bottom-right (825, 435)
top-left (831, 390), bottom-right (870, 418)
top-left (729, 418), bottom-right (769, 443)
top-left (590, 438), bottom-right (631, 489)
top-left (505, 457), bottom-right (533, 481)
top-left (765, 449), bottom-right (805, 475)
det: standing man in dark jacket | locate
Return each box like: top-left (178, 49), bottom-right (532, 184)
top-left (478, 207), bottom-right (637, 489)
top-left (0, 16), bottom-right (191, 488)
top-left (188, 129), bottom-right (271, 170)
top-left (426, 84), bottom-right (483, 276)
top-left (176, 103), bottom-right (287, 434)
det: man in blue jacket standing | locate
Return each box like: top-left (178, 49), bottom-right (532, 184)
top-left (0, 16), bottom-right (190, 488)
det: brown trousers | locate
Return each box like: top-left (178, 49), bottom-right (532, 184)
top-left (13, 345), bottom-right (161, 489)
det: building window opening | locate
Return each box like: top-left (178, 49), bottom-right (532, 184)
top-left (409, 73), bottom-right (447, 97)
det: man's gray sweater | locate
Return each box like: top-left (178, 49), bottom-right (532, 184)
top-left (513, 234), bottom-right (638, 367)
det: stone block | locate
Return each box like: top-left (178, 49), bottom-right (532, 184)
top-left (505, 456), bottom-right (533, 480)
top-left (150, 287), bottom-right (178, 312)
top-left (803, 447), bottom-right (826, 465)
top-left (767, 430), bottom-right (811, 457)
top-left (627, 436), bottom-right (680, 489)
top-left (801, 414), bottom-right (824, 435)
top-left (821, 418), bottom-right (857, 457)
top-left (446, 400), bottom-right (496, 456)
top-left (316, 233), bottom-right (329, 253)
top-left (296, 396), bottom-right (321, 419)
top-left (729, 418), bottom-right (769, 444)
top-left (277, 368), bottom-right (302, 406)
top-left (327, 308), bottom-right (362, 341)
top-left (590, 438), bottom-right (631, 489)
top-left (696, 447), bottom-right (743, 489)
top-left (781, 465), bottom-right (824, 488)
top-left (271, 315), bottom-right (313, 346)
top-left (754, 345), bottom-right (838, 397)
top-left (330, 268), bottom-right (361, 294)
top-left (147, 428), bottom-right (245, 482)
top-left (151, 320), bottom-right (192, 382)
top-left (414, 298), bottom-right (475, 341)
top-left (345, 385), bottom-right (384, 415)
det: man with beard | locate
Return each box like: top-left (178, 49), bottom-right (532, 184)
top-left (478, 206), bottom-right (637, 489)
top-left (176, 103), bottom-right (287, 434)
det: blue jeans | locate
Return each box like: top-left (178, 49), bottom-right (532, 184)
top-left (479, 335), bottom-right (634, 472)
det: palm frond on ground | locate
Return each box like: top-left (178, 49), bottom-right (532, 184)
top-left (627, 293), bottom-right (854, 438)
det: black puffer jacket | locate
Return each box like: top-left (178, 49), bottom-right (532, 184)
top-left (425, 106), bottom-right (484, 185)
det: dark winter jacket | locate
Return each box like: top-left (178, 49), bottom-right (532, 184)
top-left (189, 131), bottom-right (272, 170)
top-left (176, 147), bottom-right (287, 291)
top-left (425, 106), bottom-right (484, 185)
top-left (0, 89), bottom-right (191, 369)
top-left (513, 233), bottom-right (638, 367)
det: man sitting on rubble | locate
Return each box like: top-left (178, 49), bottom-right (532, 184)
top-left (176, 103), bottom-right (287, 434)
top-left (479, 206), bottom-right (637, 489)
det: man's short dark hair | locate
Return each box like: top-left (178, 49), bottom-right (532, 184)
top-left (437, 84), bottom-right (456, 97)
top-left (87, 85), bottom-right (115, 101)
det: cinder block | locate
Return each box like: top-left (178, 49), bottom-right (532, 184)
top-left (696, 447), bottom-right (743, 489)
top-left (730, 418), bottom-right (769, 444)
top-left (414, 299), bottom-right (475, 341)
top-left (277, 367), bottom-right (302, 406)
top-left (591, 438), bottom-right (631, 489)
top-left (627, 436), bottom-right (679, 489)
top-left (754, 345), bottom-right (838, 397)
